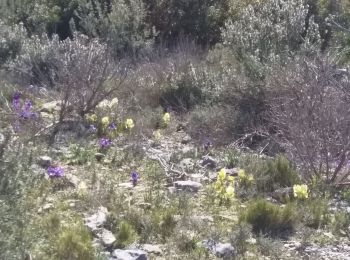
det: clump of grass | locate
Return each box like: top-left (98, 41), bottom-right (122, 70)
top-left (54, 225), bottom-right (95, 260)
top-left (115, 220), bottom-right (138, 248)
top-left (230, 223), bottom-right (252, 256)
top-left (246, 154), bottom-right (299, 192)
top-left (151, 207), bottom-right (177, 241)
top-left (256, 236), bottom-right (284, 258)
top-left (240, 199), bottom-right (296, 236)
top-left (300, 198), bottom-right (330, 229)
top-left (331, 211), bottom-right (350, 236)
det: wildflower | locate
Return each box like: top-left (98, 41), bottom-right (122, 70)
top-left (226, 185), bottom-right (235, 198)
top-left (163, 112), bottom-right (170, 126)
top-left (97, 98), bottom-right (118, 109)
top-left (20, 100), bottom-right (37, 119)
top-left (203, 139), bottom-right (212, 151)
top-left (12, 92), bottom-right (21, 110)
top-left (86, 114), bottom-right (97, 123)
top-left (238, 169), bottom-right (246, 179)
top-left (293, 184), bottom-right (308, 199)
top-left (101, 116), bottom-right (110, 127)
top-left (108, 122), bottom-right (117, 130)
top-left (109, 97), bottom-right (118, 108)
top-left (77, 181), bottom-right (88, 196)
top-left (153, 130), bottom-right (161, 141)
top-left (97, 99), bottom-right (110, 109)
top-left (131, 171), bottom-right (139, 186)
top-left (218, 168), bottom-right (226, 181)
top-left (125, 118), bottom-right (134, 129)
top-left (47, 166), bottom-right (64, 177)
top-left (99, 138), bottom-right (112, 149)
top-left (89, 124), bottom-right (97, 133)
top-left (228, 176), bottom-right (235, 183)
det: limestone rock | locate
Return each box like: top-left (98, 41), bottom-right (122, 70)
top-left (112, 249), bottom-right (147, 260)
top-left (84, 206), bottom-right (108, 232)
top-left (141, 244), bottom-right (162, 255)
top-left (201, 156), bottom-right (217, 169)
top-left (38, 156), bottom-right (52, 168)
top-left (98, 228), bottom-right (116, 247)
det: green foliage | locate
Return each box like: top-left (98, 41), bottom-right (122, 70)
top-left (151, 207), bottom-right (177, 240)
top-left (160, 62), bottom-right (204, 112)
top-left (331, 210), bottom-right (350, 236)
top-left (225, 149), bottom-right (240, 168)
top-left (0, 20), bottom-right (27, 66)
top-left (255, 155), bottom-right (300, 192)
top-left (230, 223), bottom-right (252, 256)
top-left (241, 199), bottom-right (296, 236)
top-left (77, 0), bottom-right (154, 58)
top-left (300, 198), bottom-right (330, 229)
top-left (54, 225), bottom-right (95, 260)
top-left (65, 143), bottom-right (95, 165)
top-left (256, 236), bottom-right (284, 258)
top-left (145, 0), bottom-right (228, 45)
top-left (222, 0), bottom-right (320, 77)
top-left (175, 232), bottom-right (198, 253)
top-left (116, 220), bottom-right (138, 248)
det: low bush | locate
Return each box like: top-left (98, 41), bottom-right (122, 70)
top-left (54, 225), bottom-right (95, 260)
top-left (300, 198), bottom-right (330, 229)
top-left (255, 155), bottom-right (300, 192)
top-left (115, 220), bottom-right (138, 248)
top-left (241, 199), bottom-right (296, 236)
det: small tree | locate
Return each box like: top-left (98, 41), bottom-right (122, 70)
top-left (268, 55), bottom-right (350, 184)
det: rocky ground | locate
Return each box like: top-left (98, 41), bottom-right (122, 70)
top-left (25, 123), bottom-right (350, 260)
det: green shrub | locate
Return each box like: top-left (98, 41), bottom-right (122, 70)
top-left (255, 155), bottom-right (300, 192)
top-left (331, 211), bottom-right (350, 236)
top-left (116, 220), bottom-right (138, 248)
top-left (151, 207), bottom-right (177, 240)
top-left (0, 20), bottom-right (27, 66)
top-left (54, 225), bottom-right (95, 260)
top-left (300, 198), bottom-right (330, 229)
top-left (230, 223), bottom-right (252, 256)
top-left (222, 0), bottom-right (320, 77)
top-left (64, 143), bottom-right (95, 165)
top-left (145, 0), bottom-right (228, 45)
top-left (77, 0), bottom-right (154, 58)
top-left (241, 199), bottom-right (296, 236)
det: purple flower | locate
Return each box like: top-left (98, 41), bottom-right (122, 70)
top-left (12, 92), bottom-right (21, 110)
top-left (108, 122), bottom-right (117, 130)
top-left (89, 124), bottom-right (97, 133)
top-left (99, 138), bottom-right (112, 149)
top-left (131, 171), bottom-right (139, 186)
top-left (203, 139), bottom-right (212, 151)
top-left (19, 100), bottom-right (37, 120)
top-left (47, 166), bottom-right (64, 177)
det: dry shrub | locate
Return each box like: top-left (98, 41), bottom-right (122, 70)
top-left (268, 55), bottom-right (350, 183)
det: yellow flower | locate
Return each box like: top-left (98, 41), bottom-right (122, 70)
top-left (153, 130), bottom-right (161, 140)
top-left (97, 98), bottom-right (119, 109)
top-left (125, 118), bottom-right (134, 129)
top-left (109, 97), bottom-right (118, 108)
top-left (226, 185), bottom-right (235, 198)
top-left (101, 116), bottom-right (110, 127)
top-left (228, 176), bottom-right (235, 183)
top-left (218, 168), bottom-right (226, 181)
top-left (248, 175), bottom-right (254, 182)
top-left (293, 184), bottom-right (308, 199)
top-left (163, 112), bottom-right (170, 126)
top-left (77, 181), bottom-right (88, 196)
top-left (97, 99), bottom-right (110, 109)
top-left (86, 114), bottom-right (97, 123)
top-left (238, 169), bottom-right (246, 179)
